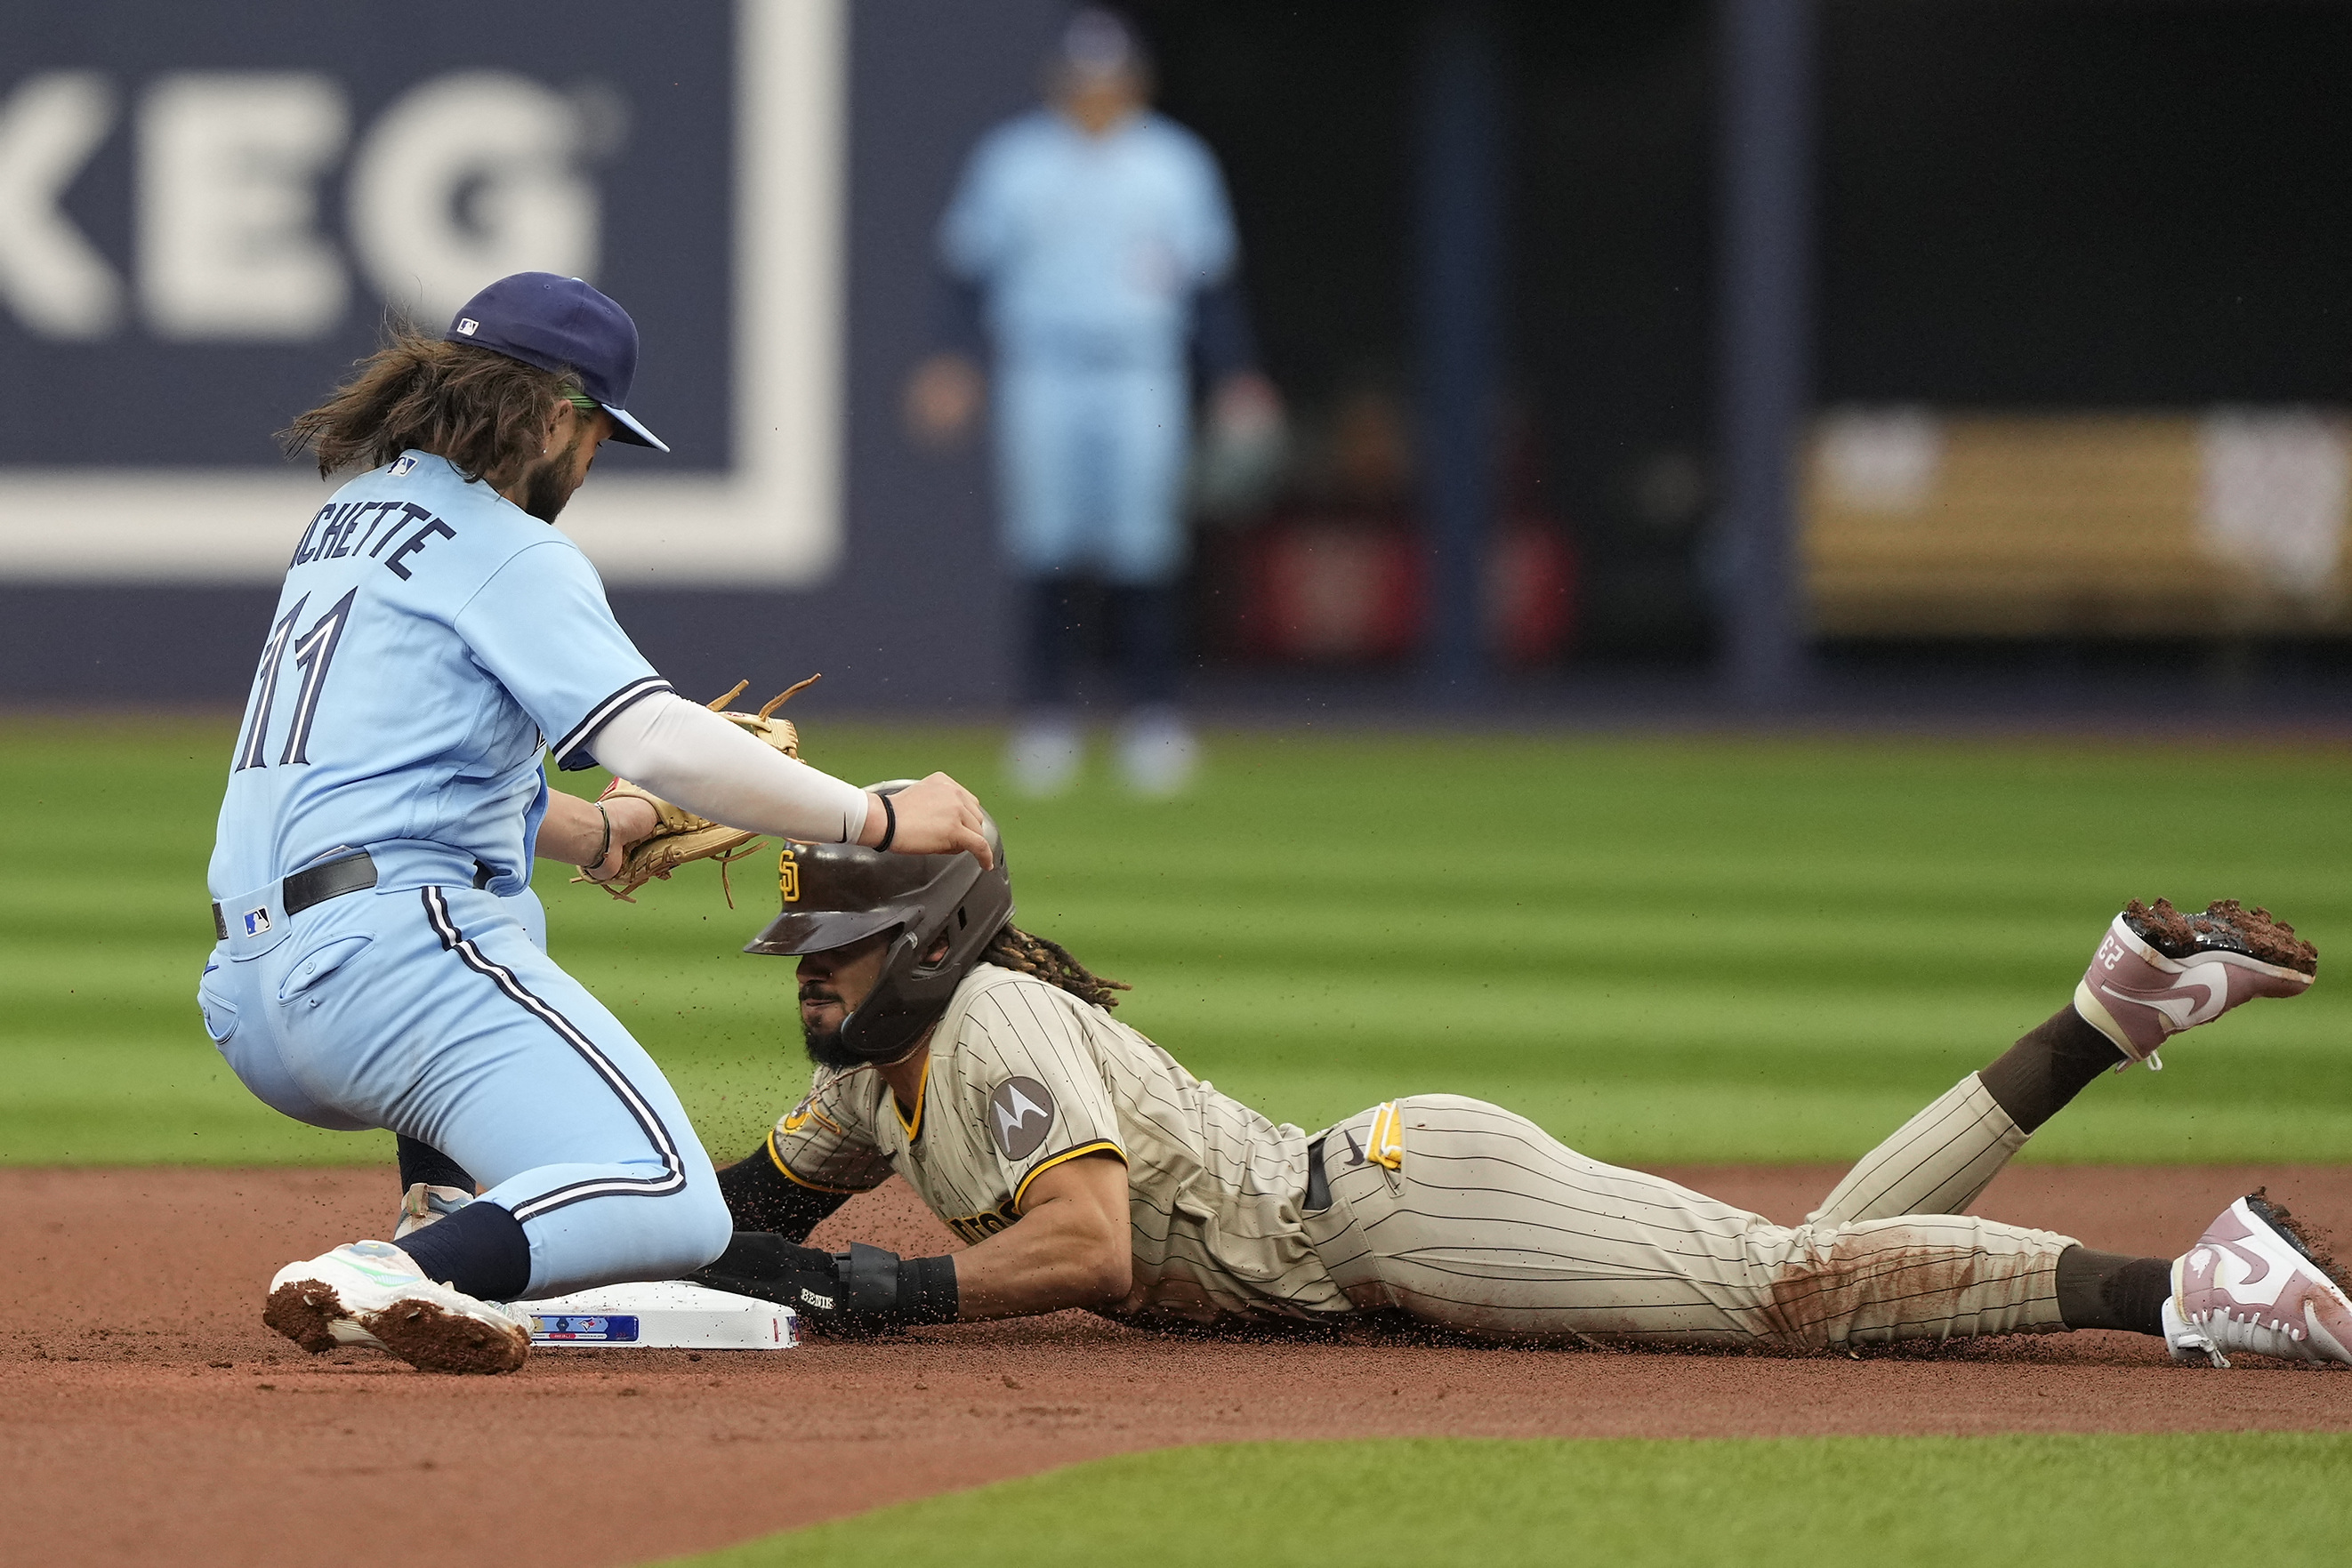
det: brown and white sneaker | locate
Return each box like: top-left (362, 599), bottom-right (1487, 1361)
top-left (2074, 898), bottom-right (2316, 1071)
top-left (2164, 1192), bottom-right (2352, 1368)
top-left (264, 1240), bottom-right (530, 1374)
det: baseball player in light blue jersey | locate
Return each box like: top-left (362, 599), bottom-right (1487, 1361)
top-left (907, 9), bottom-right (1281, 797)
top-left (210, 273), bottom-right (992, 1373)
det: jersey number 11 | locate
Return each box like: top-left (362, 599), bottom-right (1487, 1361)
top-left (234, 589), bottom-right (357, 772)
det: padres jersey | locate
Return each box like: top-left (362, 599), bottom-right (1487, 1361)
top-left (939, 109), bottom-right (1237, 371)
top-left (766, 970), bottom-right (2081, 1349)
top-left (208, 451), bottom-right (666, 900)
top-left (768, 964), bottom-right (1348, 1327)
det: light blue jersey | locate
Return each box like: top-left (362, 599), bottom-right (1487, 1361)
top-left (940, 109), bottom-right (1236, 372)
top-left (208, 450), bottom-right (666, 900)
top-left (197, 448), bottom-right (729, 1298)
top-left (940, 109), bottom-right (1237, 584)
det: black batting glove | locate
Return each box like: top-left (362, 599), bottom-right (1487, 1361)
top-left (692, 1232), bottom-right (959, 1337)
top-left (691, 1232), bottom-right (841, 1320)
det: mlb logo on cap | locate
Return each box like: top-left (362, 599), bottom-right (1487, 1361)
top-left (455, 318), bottom-right (479, 336)
top-left (243, 907), bottom-right (272, 937)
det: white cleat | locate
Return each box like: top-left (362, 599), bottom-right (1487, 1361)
top-left (1116, 707), bottom-right (1199, 798)
top-left (2164, 1194), bottom-right (2352, 1369)
top-left (1006, 715), bottom-right (1084, 799)
top-left (392, 1182), bottom-right (474, 1240)
top-left (263, 1240), bottom-right (530, 1374)
top-left (2074, 897), bottom-right (2316, 1073)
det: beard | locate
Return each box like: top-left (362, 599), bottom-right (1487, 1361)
top-left (801, 1018), bottom-right (863, 1069)
top-left (515, 430), bottom-right (588, 522)
top-left (801, 985), bottom-right (863, 1068)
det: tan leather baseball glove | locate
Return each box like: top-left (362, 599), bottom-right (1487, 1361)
top-left (584, 674), bottom-right (820, 905)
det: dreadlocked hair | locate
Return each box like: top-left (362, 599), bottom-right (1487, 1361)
top-left (983, 922), bottom-right (1131, 1010)
top-left (279, 318), bottom-right (571, 483)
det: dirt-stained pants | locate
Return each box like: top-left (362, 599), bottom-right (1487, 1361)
top-left (1298, 1076), bottom-right (2068, 1349)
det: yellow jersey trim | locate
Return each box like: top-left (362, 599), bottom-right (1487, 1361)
top-left (766, 1129), bottom-right (863, 1195)
top-left (894, 1063), bottom-right (928, 1142)
top-left (779, 1100), bottom-right (844, 1138)
top-left (1367, 1102), bottom-right (1405, 1170)
top-left (1011, 1139), bottom-right (1127, 1211)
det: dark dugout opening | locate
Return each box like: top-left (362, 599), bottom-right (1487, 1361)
top-left (1136, 0), bottom-right (2352, 683)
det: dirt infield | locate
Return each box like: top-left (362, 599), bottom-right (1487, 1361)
top-left (6, 1164), bottom-right (2350, 1568)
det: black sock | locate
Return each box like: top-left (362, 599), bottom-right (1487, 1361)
top-left (1977, 1006), bottom-right (2127, 1134)
top-left (391, 1200), bottom-right (531, 1302)
top-left (2055, 1246), bottom-right (2171, 1336)
top-left (1022, 576), bottom-right (1082, 707)
top-left (1108, 582), bottom-right (1182, 706)
top-left (396, 1134), bottom-right (475, 1194)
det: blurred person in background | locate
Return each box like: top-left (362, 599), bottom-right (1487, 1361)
top-left (905, 6), bottom-right (1283, 798)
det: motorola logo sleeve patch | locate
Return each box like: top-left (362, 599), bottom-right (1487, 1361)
top-left (987, 1076), bottom-right (1056, 1162)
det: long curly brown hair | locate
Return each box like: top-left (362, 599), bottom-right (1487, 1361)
top-left (982, 923), bottom-right (1131, 1010)
top-left (279, 320), bottom-right (571, 483)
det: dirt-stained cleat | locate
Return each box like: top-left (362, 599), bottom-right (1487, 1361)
top-left (2164, 1193), bottom-right (2352, 1369)
top-left (2074, 897), bottom-right (2316, 1070)
top-left (392, 1182), bottom-right (474, 1240)
top-left (264, 1240), bottom-right (530, 1374)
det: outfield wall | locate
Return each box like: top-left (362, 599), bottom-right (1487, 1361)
top-left (12, 3), bottom-right (2352, 709)
top-left (0, 0), bottom-right (1056, 707)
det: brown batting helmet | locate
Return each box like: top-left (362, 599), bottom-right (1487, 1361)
top-left (742, 783), bottom-right (1011, 1063)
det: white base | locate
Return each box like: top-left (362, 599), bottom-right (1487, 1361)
top-left (512, 1280), bottom-right (799, 1350)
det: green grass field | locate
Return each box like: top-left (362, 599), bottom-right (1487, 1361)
top-left (7, 713), bottom-right (2350, 1166)
top-left (12, 714), bottom-right (2348, 1568)
top-left (665, 1433), bottom-right (2352, 1568)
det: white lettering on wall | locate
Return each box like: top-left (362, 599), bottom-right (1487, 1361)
top-left (0, 73), bottom-right (125, 339)
top-left (0, 68), bottom-right (612, 342)
top-left (138, 73), bottom-right (349, 340)
top-left (348, 71), bottom-right (597, 326)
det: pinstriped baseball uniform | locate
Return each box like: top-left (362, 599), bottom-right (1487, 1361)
top-left (769, 965), bottom-right (2069, 1347)
top-left (1808, 1072), bottom-right (2028, 1226)
top-left (766, 964), bottom-right (1348, 1327)
top-left (1300, 1083), bottom-right (2065, 1348)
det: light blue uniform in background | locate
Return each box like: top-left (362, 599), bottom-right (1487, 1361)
top-left (200, 451), bottom-right (729, 1297)
top-left (941, 108), bottom-right (1237, 584)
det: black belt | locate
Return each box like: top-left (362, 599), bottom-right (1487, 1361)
top-left (210, 851), bottom-right (379, 940)
top-left (1304, 1135), bottom-right (1331, 1212)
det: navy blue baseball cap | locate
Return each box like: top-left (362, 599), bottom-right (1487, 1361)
top-left (444, 272), bottom-right (668, 452)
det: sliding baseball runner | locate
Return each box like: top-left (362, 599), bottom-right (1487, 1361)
top-left (689, 814), bottom-right (2349, 1369)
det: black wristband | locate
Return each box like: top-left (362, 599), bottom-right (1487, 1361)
top-left (579, 801), bottom-right (612, 872)
top-left (872, 792), bottom-right (897, 854)
top-left (834, 1242), bottom-right (957, 1329)
top-left (898, 1253), bottom-right (959, 1326)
